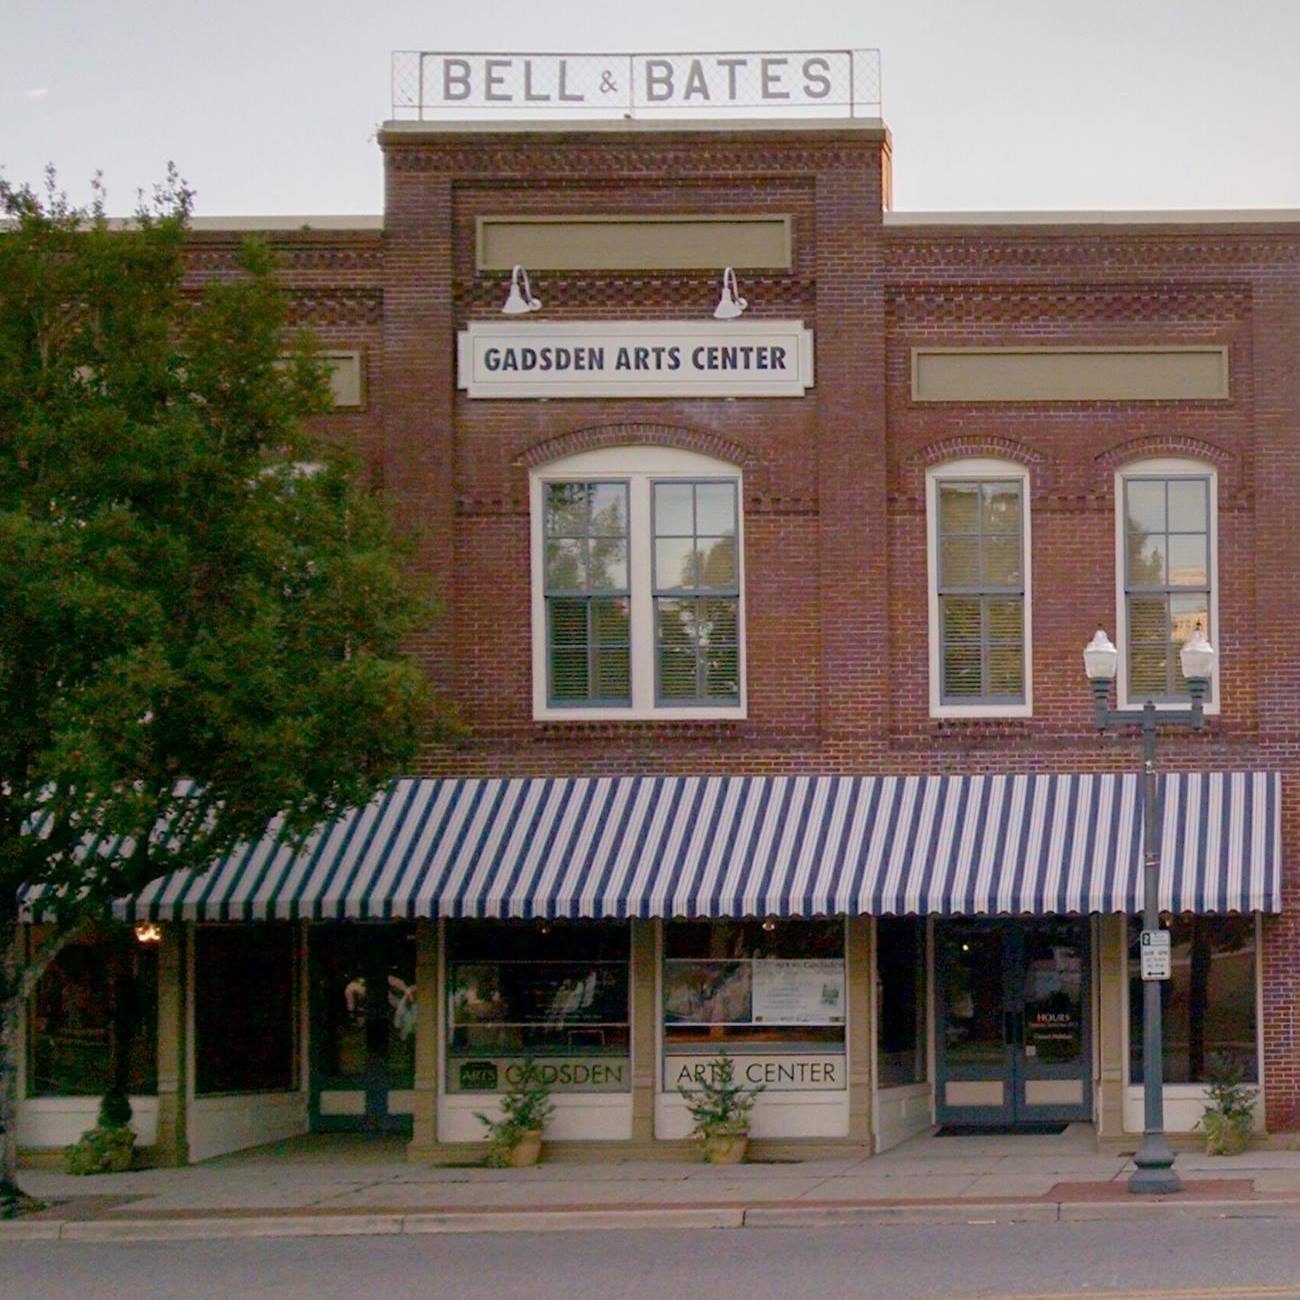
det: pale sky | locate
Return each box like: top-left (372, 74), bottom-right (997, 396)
top-left (5, 0), bottom-right (1300, 216)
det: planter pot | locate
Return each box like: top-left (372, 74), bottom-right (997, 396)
top-left (702, 1132), bottom-right (749, 1165)
top-left (506, 1130), bottom-right (543, 1168)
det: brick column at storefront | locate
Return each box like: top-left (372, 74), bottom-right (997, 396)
top-left (407, 918), bottom-right (440, 1160)
top-left (629, 919), bottom-right (657, 1143)
top-left (845, 916), bottom-right (874, 1145)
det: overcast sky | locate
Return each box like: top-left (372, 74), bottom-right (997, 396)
top-left (5, 0), bottom-right (1300, 216)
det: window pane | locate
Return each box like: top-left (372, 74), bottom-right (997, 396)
top-left (943, 644), bottom-right (983, 697)
top-left (653, 482), bottom-right (695, 535)
top-left (876, 918), bottom-right (927, 1087)
top-left (987, 645), bottom-right (1024, 697)
top-left (549, 599), bottom-right (590, 701)
top-left (941, 596), bottom-right (981, 644)
top-left (1167, 479), bottom-right (1208, 532)
top-left (1128, 595), bottom-right (1168, 642)
top-left (1125, 479), bottom-right (1166, 533)
top-left (446, 922), bottom-right (630, 1077)
top-left (986, 597), bottom-right (1023, 641)
top-left (591, 598), bottom-right (630, 700)
top-left (939, 482), bottom-right (980, 533)
top-left (698, 535), bottom-right (736, 589)
top-left (544, 482), bottom-right (590, 536)
top-left (1129, 642), bottom-right (1169, 697)
top-left (1127, 533), bottom-right (1166, 585)
top-left (982, 535), bottom-right (1022, 587)
top-left (544, 538), bottom-right (584, 590)
top-left (695, 481), bottom-right (737, 535)
top-left (587, 538), bottom-right (628, 591)
top-left (939, 537), bottom-right (981, 588)
top-left (588, 483), bottom-right (628, 535)
top-left (1129, 916), bottom-right (1256, 1085)
top-left (28, 931), bottom-right (159, 1097)
top-left (701, 598), bottom-right (740, 700)
top-left (196, 926), bottom-right (297, 1095)
top-left (981, 482), bottom-right (1021, 534)
top-left (1168, 534), bottom-right (1208, 588)
top-left (655, 536), bottom-right (697, 591)
top-left (1170, 592), bottom-right (1209, 642)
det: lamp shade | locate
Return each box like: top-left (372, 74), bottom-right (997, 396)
top-left (1179, 627), bottom-right (1216, 681)
top-left (1083, 629), bottom-right (1119, 681)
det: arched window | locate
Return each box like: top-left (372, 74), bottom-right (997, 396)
top-left (530, 446), bottom-right (745, 720)
top-left (926, 458), bottom-right (1033, 717)
top-left (1115, 458), bottom-right (1218, 711)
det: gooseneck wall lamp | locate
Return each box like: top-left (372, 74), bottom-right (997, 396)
top-left (1083, 626), bottom-right (1215, 1195)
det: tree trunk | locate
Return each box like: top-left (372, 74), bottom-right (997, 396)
top-left (1, 904), bottom-right (87, 1216)
top-left (1, 899), bottom-right (23, 1214)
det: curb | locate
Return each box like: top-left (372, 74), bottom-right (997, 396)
top-left (8, 1197), bottom-right (1300, 1243)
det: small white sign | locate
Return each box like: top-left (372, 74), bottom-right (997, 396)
top-left (1140, 928), bottom-right (1172, 981)
top-left (752, 959), bottom-right (845, 1026)
top-left (457, 320), bottom-right (815, 398)
top-left (666, 1052), bottom-right (845, 1092)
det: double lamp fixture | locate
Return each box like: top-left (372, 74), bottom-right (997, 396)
top-left (500, 264), bottom-right (748, 320)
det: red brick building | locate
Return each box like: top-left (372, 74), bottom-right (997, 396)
top-left (19, 106), bottom-right (1296, 1163)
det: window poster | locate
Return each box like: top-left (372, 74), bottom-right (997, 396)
top-left (752, 959), bottom-right (845, 1025)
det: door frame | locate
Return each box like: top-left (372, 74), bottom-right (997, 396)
top-left (308, 922), bottom-right (416, 1135)
top-left (934, 917), bottom-right (1092, 1128)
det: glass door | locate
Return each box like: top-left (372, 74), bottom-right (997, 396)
top-left (310, 924), bottom-right (416, 1134)
top-left (935, 919), bottom-right (1090, 1126)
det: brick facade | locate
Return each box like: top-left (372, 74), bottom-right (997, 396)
top-left (185, 120), bottom-right (1300, 1131)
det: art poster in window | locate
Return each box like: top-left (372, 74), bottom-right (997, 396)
top-left (751, 959), bottom-right (844, 1025)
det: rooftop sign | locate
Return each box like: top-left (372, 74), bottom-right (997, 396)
top-left (392, 50), bottom-right (881, 120)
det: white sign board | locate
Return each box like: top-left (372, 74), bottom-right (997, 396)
top-left (1140, 928), bottom-right (1172, 981)
top-left (752, 959), bottom-right (845, 1025)
top-left (405, 52), bottom-right (864, 115)
top-left (665, 1052), bottom-right (845, 1092)
top-left (457, 321), bottom-right (814, 398)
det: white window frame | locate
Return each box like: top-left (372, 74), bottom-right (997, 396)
top-left (925, 458), bottom-right (1033, 719)
top-left (1114, 457), bottom-right (1219, 714)
top-left (530, 445), bottom-right (746, 721)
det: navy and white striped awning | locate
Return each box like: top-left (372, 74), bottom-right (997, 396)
top-left (115, 771), bottom-right (1281, 922)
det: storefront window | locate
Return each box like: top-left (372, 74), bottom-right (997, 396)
top-left (195, 925), bottom-right (298, 1095)
top-left (446, 921), bottom-right (630, 1094)
top-left (663, 920), bottom-right (846, 1092)
top-left (1128, 915), bottom-right (1257, 1084)
top-left (876, 918), bottom-right (927, 1087)
top-left (27, 928), bottom-right (158, 1097)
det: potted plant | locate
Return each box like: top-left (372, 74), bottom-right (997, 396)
top-left (1197, 1052), bottom-right (1257, 1156)
top-left (475, 1057), bottom-right (555, 1168)
top-left (64, 1089), bottom-right (136, 1176)
top-left (676, 1050), bottom-right (765, 1164)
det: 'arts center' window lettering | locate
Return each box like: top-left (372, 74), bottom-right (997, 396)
top-left (531, 446), bottom-right (745, 720)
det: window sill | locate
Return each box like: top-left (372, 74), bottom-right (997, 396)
top-left (929, 702), bottom-right (1033, 720)
top-left (535, 705), bottom-right (747, 723)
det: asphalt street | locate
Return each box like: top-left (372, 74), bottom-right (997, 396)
top-left (6, 1218), bottom-right (1300, 1300)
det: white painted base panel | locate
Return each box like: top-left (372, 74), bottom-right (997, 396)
top-left (655, 1091), bottom-right (849, 1140)
top-left (188, 1091), bottom-right (308, 1163)
top-left (439, 1094), bottom-right (632, 1142)
top-left (18, 1096), bottom-right (159, 1149)
top-left (1123, 1085), bottom-right (1263, 1135)
top-left (875, 1083), bottom-right (933, 1153)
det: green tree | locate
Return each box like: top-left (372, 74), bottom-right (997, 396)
top-left (0, 171), bottom-right (435, 1212)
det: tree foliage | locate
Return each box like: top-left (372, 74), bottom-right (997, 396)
top-left (0, 169), bottom-right (435, 1209)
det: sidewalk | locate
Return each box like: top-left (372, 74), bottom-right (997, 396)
top-left (8, 1127), bottom-right (1300, 1243)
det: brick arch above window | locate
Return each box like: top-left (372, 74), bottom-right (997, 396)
top-left (516, 422), bottom-right (768, 493)
top-left (1096, 436), bottom-right (1242, 499)
top-left (897, 436), bottom-right (1050, 505)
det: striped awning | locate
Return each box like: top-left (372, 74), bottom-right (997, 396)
top-left (115, 771), bottom-right (1281, 922)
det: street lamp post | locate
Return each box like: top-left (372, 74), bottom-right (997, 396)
top-left (1083, 626), bottom-right (1216, 1196)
